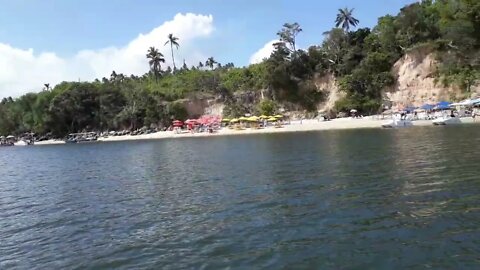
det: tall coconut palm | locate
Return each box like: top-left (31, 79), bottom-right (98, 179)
top-left (205, 57), bottom-right (217, 70)
top-left (335, 7), bottom-right (359, 33)
top-left (164, 34), bottom-right (180, 70)
top-left (43, 83), bottom-right (50, 91)
top-left (146, 46), bottom-right (165, 82)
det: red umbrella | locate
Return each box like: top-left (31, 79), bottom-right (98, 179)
top-left (199, 115), bottom-right (220, 125)
top-left (172, 120), bottom-right (183, 127)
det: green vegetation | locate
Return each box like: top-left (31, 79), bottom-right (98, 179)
top-left (1, 0), bottom-right (479, 137)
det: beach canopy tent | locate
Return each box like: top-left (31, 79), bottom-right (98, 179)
top-left (420, 104), bottom-right (435, 110)
top-left (403, 106), bottom-right (417, 113)
top-left (451, 99), bottom-right (479, 106)
top-left (434, 101), bottom-right (451, 110)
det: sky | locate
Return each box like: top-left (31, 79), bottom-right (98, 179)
top-left (0, 0), bottom-right (416, 98)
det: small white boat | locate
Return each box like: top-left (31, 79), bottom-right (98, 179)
top-left (382, 119), bottom-right (413, 128)
top-left (14, 140), bottom-right (29, 146)
top-left (432, 117), bottom-right (461, 125)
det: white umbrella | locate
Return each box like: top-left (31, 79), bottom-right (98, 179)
top-left (350, 109), bottom-right (357, 113)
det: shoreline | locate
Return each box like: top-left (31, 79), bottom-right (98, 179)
top-left (31, 117), bottom-right (479, 145)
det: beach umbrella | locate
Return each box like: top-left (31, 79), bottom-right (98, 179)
top-left (185, 119), bottom-right (197, 124)
top-left (221, 118), bottom-right (231, 122)
top-left (259, 115), bottom-right (269, 119)
top-left (172, 120), bottom-right (183, 127)
top-left (6, 135), bottom-right (15, 139)
top-left (230, 118), bottom-right (239, 123)
top-left (273, 114), bottom-right (283, 118)
top-left (239, 116), bottom-right (248, 121)
top-left (267, 117), bottom-right (277, 122)
top-left (248, 116), bottom-right (259, 122)
top-left (350, 109), bottom-right (357, 113)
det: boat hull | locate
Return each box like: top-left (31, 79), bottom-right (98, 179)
top-left (432, 117), bottom-right (461, 125)
top-left (382, 119), bottom-right (413, 128)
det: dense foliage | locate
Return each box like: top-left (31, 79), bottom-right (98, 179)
top-left (1, 0), bottom-right (479, 137)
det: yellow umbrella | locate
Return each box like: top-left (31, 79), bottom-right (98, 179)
top-left (274, 114), bottom-right (283, 118)
top-left (248, 116), bottom-right (259, 122)
top-left (259, 115), bottom-right (269, 119)
top-left (267, 117), bottom-right (277, 122)
top-left (239, 116), bottom-right (248, 121)
top-left (222, 118), bottom-right (231, 122)
top-left (230, 118), bottom-right (239, 123)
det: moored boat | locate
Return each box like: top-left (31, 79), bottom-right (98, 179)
top-left (432, 117), bottom-right (461, 125)
top-left (382, 119), bottom-right (413, 128)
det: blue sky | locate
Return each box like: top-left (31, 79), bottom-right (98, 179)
top-left (0, 0), bottom-right (415, 97)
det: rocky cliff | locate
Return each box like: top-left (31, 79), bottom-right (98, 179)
top-left (184, 49), bottom-right (479, 117)
top-left (385, 48), bottom-right (479, 109)
top-left (314, 73), bottom-right (344, 113)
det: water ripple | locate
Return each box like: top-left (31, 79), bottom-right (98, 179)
top-left (1, 126), bottom-right (480, 269)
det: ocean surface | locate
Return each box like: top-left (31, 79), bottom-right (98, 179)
top-left (1, 125), bottom-right (480, 269)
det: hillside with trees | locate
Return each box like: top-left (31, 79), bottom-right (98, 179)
top-left (0, 0), bottom-right (479, 137)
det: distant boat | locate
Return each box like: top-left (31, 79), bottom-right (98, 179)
top-left (432, 117), bottom-right (461, 125)
top-left (382, 119), bottom-right (413, 128)
top-left (0, 136), bottom-right (14, 147)
top-left (14, 140), bottom-right (30, 146)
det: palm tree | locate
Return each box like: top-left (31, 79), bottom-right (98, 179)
top-left (110, 71), bottom-right (118, 82)
top-left (43, 83), bottom-right (50, 91)
top-left (146, 46), bottom-right (165, 82)
top-left (164, 34), bottom-right (180, 70)
top-left (205, 57), bottom-right (217, 70)
top-left (335, 7), bottom-right (359, 33)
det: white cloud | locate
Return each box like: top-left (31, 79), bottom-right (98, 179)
top-left (249, 39), bottom-right (277, 64)
top-left (0, 13), bottom-right (214, 98)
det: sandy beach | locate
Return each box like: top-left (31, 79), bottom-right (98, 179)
top-left (94, 117), bottom-right (476, 143)
top-left (29, 116), bottom-right (477, 146)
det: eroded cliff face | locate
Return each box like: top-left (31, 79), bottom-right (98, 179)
top-left (314, 73), bottom-right (344, 113)
top-left (385, 49), bottom-right (479, 108)
top-left (185, 50), bottom-right (479, 117)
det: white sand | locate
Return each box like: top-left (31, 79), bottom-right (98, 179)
top-left (97, 117), bottom-right (477, 143)
top-left (33, 117), bottom-right (478, 145)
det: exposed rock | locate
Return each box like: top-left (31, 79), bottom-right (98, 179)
top-left (204, 102), bottom-right (224, 116)
top-left (314, 73), bottom-right (344, 112)
top-left (384, 49), bottom-right (473, 109)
